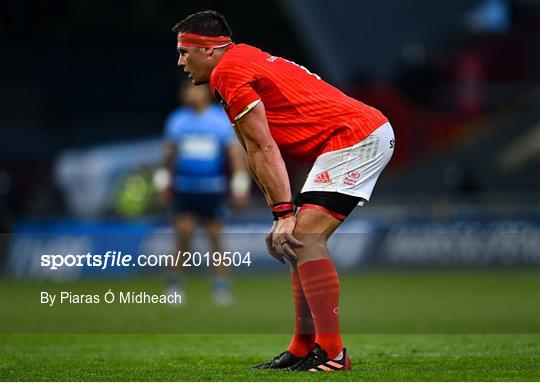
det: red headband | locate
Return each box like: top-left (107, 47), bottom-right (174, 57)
top-left (178, 33), bottom-right (232, 48)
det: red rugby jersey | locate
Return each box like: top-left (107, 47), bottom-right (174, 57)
top-left (209, 43), bottom-right (388, 161)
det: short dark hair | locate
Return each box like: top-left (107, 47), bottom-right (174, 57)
top-left (172, 10), bottom-right (232, 37)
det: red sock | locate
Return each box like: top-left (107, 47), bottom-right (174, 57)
top-left (298, 259), bottom-right (343, 359)
top-left (287, 271), bottom-right (315, 356)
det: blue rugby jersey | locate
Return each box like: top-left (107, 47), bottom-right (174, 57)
top-left (164, 104), bottom-right (235, 194)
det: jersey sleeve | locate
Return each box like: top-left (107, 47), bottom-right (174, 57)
top-left (211, 63), bottom-right (261, 122)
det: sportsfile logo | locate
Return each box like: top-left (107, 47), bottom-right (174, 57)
top-left (314, 171), bottom-right (332, 184)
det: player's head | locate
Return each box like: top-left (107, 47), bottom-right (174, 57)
top-left (172, 10), bottom-right (232, 85)
top-left (179, 80), bottom-right (212, 111)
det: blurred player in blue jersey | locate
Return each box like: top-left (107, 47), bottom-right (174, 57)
top-left (154, 80), bottom-right (250, 305)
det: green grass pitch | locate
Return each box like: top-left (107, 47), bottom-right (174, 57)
top-left (1, 269), bottom-right (539, 381)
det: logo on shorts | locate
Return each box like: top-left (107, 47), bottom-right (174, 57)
top-left (348, 170), bottom-right (360, 179)
top-left (314, 171), bottom-right (332, 184)
top-left (344, 170), bottom-right (360, 186)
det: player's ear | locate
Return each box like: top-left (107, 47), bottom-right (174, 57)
top-left (203, 47), bottom-right (214, 57)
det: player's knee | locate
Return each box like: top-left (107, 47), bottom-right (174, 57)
top-left (178, 226), bottom-right (193, 240)
top-left (208, 233), bottom-right (221, 251)
top-left (292, 217), bottom-right (327, 246)
top-left (176, 216), bottom-right (194, 237)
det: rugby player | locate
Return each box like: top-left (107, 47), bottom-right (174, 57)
top-left (172, 10), bottom-right (394, 372)
top-left (156, 81), bottom-right (249, 305)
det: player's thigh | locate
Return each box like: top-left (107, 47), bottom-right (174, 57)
top-left (173, 213), bottom-right (196, 238)
top-left (204, 218), bottom-right (222, 235)
top-left (293, 207), bottom-right (342, 243)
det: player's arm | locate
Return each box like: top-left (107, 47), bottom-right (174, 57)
top-left (235, 101), bottom-right (304, 262)
top-left (153, 142), bottom-right (176, 203)
top-left (230, 129), bottom-right (267, 196)
top-left (162, 142), bottom-right (177, 172)
top-left (212, 67), bottom-right (302, 261)
top-left (226, 141), bottom-right (251, 206)
top-left (234, 101), bottom-right (291, 205)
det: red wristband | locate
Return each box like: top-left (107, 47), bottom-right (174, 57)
top-left (270, 202), bottom-right (294, 213)
top-left (270, 202), bottom-right (294, 221)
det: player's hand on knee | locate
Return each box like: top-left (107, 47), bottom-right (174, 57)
top-left (265, 224), bottom-right (285, 264)
top-left (272, 216), bottom-right (304, 262)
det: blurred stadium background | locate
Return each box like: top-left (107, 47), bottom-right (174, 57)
top-left (1, 0), bottom-right (539, 331)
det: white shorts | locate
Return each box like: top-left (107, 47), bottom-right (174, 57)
top-left (301, 122), bottom-right (394, 205)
